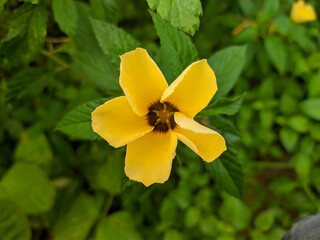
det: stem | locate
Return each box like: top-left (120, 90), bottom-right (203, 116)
top-left (252, 161), bottom-right (291, 169)
top-left (41, 50), bottom-right (69, 69)
top-left (100, 193), bottom-right (114, 217)
top-left (301, 180), bottom-right (319, 209)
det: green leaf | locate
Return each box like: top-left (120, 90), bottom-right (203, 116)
top-left (91, 18), bottom-right (140, 64)
top-left (0, 0), bottom-right (8, 11)
top-left (262, 0), bottom-right (279, 19)
top-left (238, 0), bottom-right (257, 18)
top-left (0, 200), bottom-right (31, 240)
top-left (219, 194), bottom-right (251, 230)
top-left (279, 128), bottom-right (299, 152)
top-left (292, 152), bottom-right (311, 180)
top-left (308, 72), bottom-right (320, 97)
top-left (14, 130), bottom-right (53, 169)
top-left (208, 46), bottom-right (246, 99)
top-left (300, 98), bottom-right (320, 121)
top-left (6, 68), bottom-right (54, 103)
top-left (254, 209), bottom-right (275, 231)
top-left (53, 195), bottom-right (103, 240)
top-left (55, 98), bottom-right (107, 140)
top-left (94, 150), bottom-right (124, 194)
top-left (91, 0), bottom-right (119, 24)
top-left (147, 0), bottom-right (202, 35)
top-left (287, 115), bottom-right (310, 133)
top-left (205, 149), bottom-right (243, 198)
top-left (95, 211), bottom-right (141, 240)
top-left (200, 95), bottom-right (243, 116)
top-left (52, 0), bottom-right (78, 36)
top-left (0, 163), bottom-right (56, 215)
top-left (151, 12), bottom-right (198, 83)
top-left (264, 35), bottom-right (287, 74)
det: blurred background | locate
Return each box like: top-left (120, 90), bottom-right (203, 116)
top-left (1, 0), bottom-right (320, 239)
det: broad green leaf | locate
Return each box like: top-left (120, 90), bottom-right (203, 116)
top-left (0, 163), bottom-right (55, 214)
top-left (300, 98), bottom-right (320, 120)
top-left (53, 195), bottom-right (103, 240)
top-left (91, 18), bottom-right (140, 64)
top-left (310, 125), bottom-right (320, 141)
top-left (308, 73), bottom-right (320, 97)
top-left (254, 209), bottom-right (275, 231)
top-left (55, 98), bottom-right (107, 140)
top-left (95, 211), bottom-right (141, 240)
top-left (91, 0), bottom-right (119, 24)
top-left (238, 0), bottom-right (257, 18)
top-left (147, 0), bottom-right (202, 35)
top-left (200, 95), bottom-right (243, 116)
top-left (264, 35), bottom-right (287, 74)
top-left (6, 68), bottom-right (54, 103)
top-left (151, 12), bottom-right (198, 83)
top-left (279, 128), bottom-right (299, 152)
top-left (208, 46), bottom-right (246, 99)
top-left (205, 149), bottom-right (243, 198)
top-left (14, 130), bottom-right (53, 169)
top-left (52, 0), bottom-right (78, 36)
top-left (0, 200), bottom-right (31, 240)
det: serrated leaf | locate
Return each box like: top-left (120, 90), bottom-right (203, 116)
top-left (52, 0), bottom-right (78, 36)
top-left (147, 0), bottom-right (202, 35)
top-left (91, 18), bottom-right (140, 65)
top-left (56, 99), bottom-right (108, 140)
top-left (95, 211), bottom-right (141, 240)
top-left (6, 68), bottom-right (54, 103)
top-left (0, 163), bottom-right (56, 215)
top-left (300, 98), bottom-right (320, 121)
top-left (205, 148), bottom-right (243, 198)
top-left (151, 12), bottom-right (198, 83)
top-left (53, 195), bottom-right (102, 240)
top-left (0, 200), bottom-right (31, 240)
top-left (208, 46), bottom-right (246, 99)
top-left (91, 0), bottom-right (119, 24)
top-left (264, 35), bottom-right (287, 74)
top-left (200, 95), bottom-right (243, 116)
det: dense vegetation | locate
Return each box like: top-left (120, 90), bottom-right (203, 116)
top-left (1, 0), bottom-right (320, 239)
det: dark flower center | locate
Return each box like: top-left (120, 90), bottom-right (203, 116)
top-left (146, 100), bottom-right (179, 133)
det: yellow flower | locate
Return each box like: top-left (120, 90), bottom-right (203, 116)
top-left (92, 48), bottom-right (227, 187)
top-left (290, 0), bottom-right (317, 23)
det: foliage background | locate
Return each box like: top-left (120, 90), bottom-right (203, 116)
top-left (1, 0), bottom-right (320, 239)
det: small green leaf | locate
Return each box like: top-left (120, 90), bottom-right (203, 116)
top-left (208, 46), bottom-right (246, 99)
top-left (147, 0), bottom-right (202, 35)
top-left (91, 18), bottom-right (140, 64)
top-left (205, 149), bottom-right (243, 198)
top-left (238, 0), bottom-right (257, 18)
top-left (6, 68), bottom-right (54, 103)
top-left (300, 98), bottom-right (320, 120)
top-left (279, 128), bottom-right (299, 152)
top-left (91, 0), bottom-right (119, 23)
top-left (95, 211), bottom-right (141, 240)
top-left (53, 195), bottom-right (103, 240)
top-left (308, 72), bottom-right (320, 97)
top-left (55, 98), bottom-right (108, 140)
top-left (151, 12), bottom-right (198, 83)
top-left (52, 0), bottom-right (78, 36)
top-left (219, 194), bottom-right (251, 230)
top-left (200, 95), bottom-right (243, 116)
top-left (0, 163), bottom-right (56, 215)
top-left (264, 35), bottom-right (287, 74)
top-left (287, 115), bottom-right (310, 133)
top-left (0, 200), bottom-right (31, 240)
top-left (254, 209), bottom-right (275, 231)
top-left (292, 152), bottom-right (311, 180)
top-left (0, 0), bottom-right (8, 11)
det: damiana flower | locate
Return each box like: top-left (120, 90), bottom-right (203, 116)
top-left (290, 0), bottom-right (317, 23)
top-left (92, 48), bottom-right (227, 186)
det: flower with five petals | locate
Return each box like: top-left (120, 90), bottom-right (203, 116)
top-left (92, 48), bottom-right (227, 186)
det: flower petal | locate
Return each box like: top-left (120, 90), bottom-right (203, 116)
top-left (120, 48), bottom-right (168, 116)
top-left (92, 96), bottom-right (153, 148)
top-left (173, 112), bottom-right (227, 162)
top-left (290, 0), bottom-right (317, 23)
top-left (125, 131), bottom-right (178, 187)
top-left (161, 59), bottom-right (217, 118)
